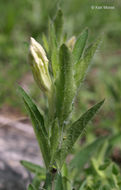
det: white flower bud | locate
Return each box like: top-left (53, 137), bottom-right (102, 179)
top-left (29, 37), bottom-right (52, 93)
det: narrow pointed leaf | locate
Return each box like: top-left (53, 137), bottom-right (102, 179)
top-left (72, 28), bottom-right (88, 64)
top-left (24, 99), bottom-right (50, 168)
top-left (49, 20), bottom-right (58, 78)
top-left (107, 83), bottom-right (119, 102)
top-left (75, 36), bottom-right (102, 87)
top-left (56, 44), bottom-right (75, 124)
top-left (18, 86), bottom-right (50, 168)
top-left (20, 160), bottom-right (46, 174)
top-left (18, 86), bottom-right (47, 136)
top-left (56, 99), bottom-right (104, 167)
top-left (54, 9), bottom-right (63, 43)
top-left (79, 180), bottom-right (87, 190)
top-left (42, 33), bottom-right (49, 53)
top-left (32, 173), bottom-right (41, 189)
top-left (28, 184), bottom-right (36, 190)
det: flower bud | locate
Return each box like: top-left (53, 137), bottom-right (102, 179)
top-left (66, 36), bottom-right (76, 51)
top-left (29, 37), bottom-right (52, 93)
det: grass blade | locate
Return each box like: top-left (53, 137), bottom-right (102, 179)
top-left (28, 184), bottom-right (36, 190)
top-left (70, 136), bottom-right (106, 170)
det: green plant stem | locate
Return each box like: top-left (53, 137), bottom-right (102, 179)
top-left (47, 85), bottom-right (55, 134)
top-left (43, 171), bottom-right (57, 190)
top-left (51, 178), bottom-right (55, 190)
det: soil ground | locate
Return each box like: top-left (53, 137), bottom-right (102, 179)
top-left (0, 109), bottom-right (43, 190)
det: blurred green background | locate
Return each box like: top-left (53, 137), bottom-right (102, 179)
top-left (0, 0), bottom-right (121, 129)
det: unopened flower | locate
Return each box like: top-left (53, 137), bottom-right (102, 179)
top-left (66, 36), bottom-right (76, 50)
top-left (29, 37), bottom-right (52, 93)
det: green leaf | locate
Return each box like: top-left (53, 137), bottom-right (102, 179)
top-left (42, 33), bottom-right (49, 53)
top-left (112, 164), bottom-right (119, 175)
top-left (28, 184), bottom-right (36, 190)
top-left (18, 86), bottom-right (47, 136)
top-left (109, 133), bottom-right (121, 146)
top-left (70, 136), bottom-right (106, 170)
top-left (72, 28), bottom-right (88, 64)
top-left (99, 162), bottom-right (110, 170)
top-left (61, 164), bottom-right (70, 190)
top-left (96, 140), bottom-right (108, 164)
top-left (32, 173), bottom-right (41, 189)
top-left (18, 86), bottom-right (50, 168)
top-left (55, 173), bottom-right (64, 190)
top-left (61, 163), bottom-right (68, 178)
top-left (56, 99), bottom-right (104, 167)
top-left (49, 20), bottom-right (58, 78)
top-left (75, 36), bottom-right (102, 87)
top-left (50, 118), bottom-right (59, 162)
top-left (54, 9), bottom-right (63, 43)
top-left (20, 160), bottom-right (46, 174)
top-left (56, 44), bottom-right (75, 125)
top-left (79, 180), bottom-right (87, 190)
top-left (107, 83), bottom-right (119, 102)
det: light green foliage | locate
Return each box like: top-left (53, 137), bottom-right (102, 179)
top-left (18, 9), bottom-right (108, 190)
top-left (70, 136), bottom-right (106, 170)
top-left (78, 154), bottom-right (121, 190)
top-left (32, 174), bottom-right (42, 189)
top-left (28, 174), bottom-right (42, 190)
top-left (20, 160), bottom-right (46, 174)
top-left (105, 72), bottom-right (121, 131)
top-left (28, 184), bottom-right (36, 190)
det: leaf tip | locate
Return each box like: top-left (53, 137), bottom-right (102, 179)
top-left (101, 98), bottom-right (105, 105)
